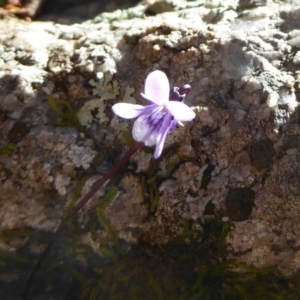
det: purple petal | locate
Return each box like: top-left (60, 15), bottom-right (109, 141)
top-left (169, 85), bottom-right (191, 101)
top-left (169, 88), bottom-right (181, 101)
top-left (166, 101), bottom-right (196, 121)
top-left (154, 114), bottom-right (174, 158)
top-left (112, 103), bottom-right (144, 119)
top-left (178, 84), bottom-right (191, 97)
top-left (143, 70), bottom-right (170, 105)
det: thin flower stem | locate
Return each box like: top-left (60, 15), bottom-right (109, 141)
top-left (62, 141), bottom-right (144, 223)
top-left (22, 141), bottom-right (145, 300)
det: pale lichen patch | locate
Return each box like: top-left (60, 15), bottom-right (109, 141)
top-left (77, 98), bottom-right (108, 127)
top-left (90, 72), bottom-right (120, 100)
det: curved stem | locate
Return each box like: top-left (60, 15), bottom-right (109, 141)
top-left (22, 141), bottom-right (144, 300)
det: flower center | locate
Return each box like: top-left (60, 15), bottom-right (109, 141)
top-left (145, 106), bottom-right (166, 131)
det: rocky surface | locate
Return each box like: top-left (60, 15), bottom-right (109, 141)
top-left (1, 0), bottom-right (300, 296)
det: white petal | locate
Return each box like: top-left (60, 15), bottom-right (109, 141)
top-left (154, 131), bottom-right (168, 159)
top-left (112, 103), bottom-right (144, 119)
top-left (166, 101), bottom-right (196, 121)
top-left (132, 115), bottom-right (158, 146)
top-left (143, 70), bottom-right (170, 105)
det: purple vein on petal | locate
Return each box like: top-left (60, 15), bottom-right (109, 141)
top-left (154, 113), bottom-right (174, 158)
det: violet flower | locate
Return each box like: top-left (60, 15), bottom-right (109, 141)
top-left (23, 72), bottom-right (196, 298)
top-left (112, 70), bottom-right (196, 158)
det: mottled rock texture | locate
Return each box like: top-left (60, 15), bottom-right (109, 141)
top-left (1, 0), bottom-right (300, 295)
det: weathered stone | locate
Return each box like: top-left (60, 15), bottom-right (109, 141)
top-left (226, 188), bottom-right (255, 221)
top-left (249, 139), bottom-right (276, 170)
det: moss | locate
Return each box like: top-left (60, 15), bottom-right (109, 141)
top-left (141, 148), bottom-right (184, 212)
top-left (0, 143), bottom-right (15, 156)
top-left (0, 0), bottom-right (7, 7)
top-left (1, 228), bottom-right (40, 239)
top-left (1, 217), bottom-right (300, 299)
top-left (48, 95), bottom-right (108, 153)
top-left (0, 249), bottom-right (28, 266)
top-left (95, 186), bottom-right (119, 246)
top-left (48, 95), bottom-right (82, 128)
top-left (0, 228), bottom-right (83, 299)
top-left (75, 216), bottom-right (300, 300)
top-left (65, 154), bottom-right (102, 213)
top-left (121, 131), bottom-right (136, 147)
top-left (164, 153), bottom-right (180, 177)
top-left (148, 181), bottom-right (159, 212)
top-left (96, 208), bottom-right (118, 245)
